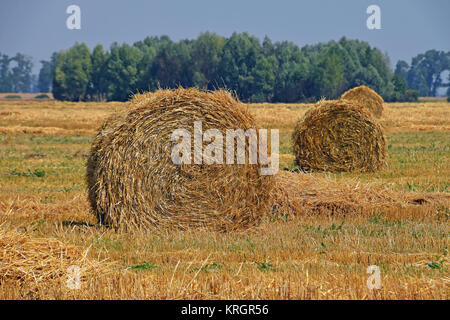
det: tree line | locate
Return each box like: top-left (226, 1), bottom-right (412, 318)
top-left (395, 50), bottom-right (450, 97)
top-left (0, 53), bottom-right (36, 93)
top-left (2, 32), bottom-right (449, 102)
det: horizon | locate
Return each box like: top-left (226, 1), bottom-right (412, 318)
top-left (1, 0), bottom-right (449, 74)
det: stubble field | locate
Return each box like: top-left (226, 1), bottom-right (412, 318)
top-left (0, 99), bottom-right (448, 299)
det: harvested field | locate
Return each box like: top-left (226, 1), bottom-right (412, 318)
top-left (0, 99), bottom-right (449, 299)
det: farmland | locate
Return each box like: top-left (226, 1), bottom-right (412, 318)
top-left (0, 99), bottom-right (449, 299)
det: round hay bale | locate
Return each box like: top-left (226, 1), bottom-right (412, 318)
top-left (340, 85), bottom-right (384, 118)
top-left (86, 88), bottom-right (273, 231)
top-left (292, 99), bottom-right (386, 172)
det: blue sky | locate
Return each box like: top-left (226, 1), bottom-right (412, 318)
top-left (0, 0), bottom-right (449, 73)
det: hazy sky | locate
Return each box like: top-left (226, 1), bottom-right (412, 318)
top-left (1, 0), bottom-right (449, 74)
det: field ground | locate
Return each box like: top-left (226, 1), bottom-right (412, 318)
top-left (0, 99), bottom-right (448, 299)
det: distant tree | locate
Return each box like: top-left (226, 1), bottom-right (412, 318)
top-left (407, 50), bottom-right (450, 96)
top-left (383, 73), bottom-right (417, 102)
top-left (273, 41), bottom-right (309, 102)
top-left (152, 39), bottom-right (193, 89)
top-left (300, 38), bottom-right (394, 100)
top-left (218, 32), bottom-right (261, 101)
top-left (88, 44), bottom-right (109, 101)
top-left (447, 76), bottom-right (450, 101)
top-left (262, 36), bottom-right (275, 57)
top-left (8, 53), bottom-right (34, 92)
top-left (46, 33), bottom-right (443, 103)
top-left (190, 32), bottom-right (225, 89)
top-left (250, 55), bottom-right (277, 102)
top-left (394, 60), bottom-right (409, 80)
top-left (134, 35), bottom-right (171, 91)
top-left (53, 43), bottom-right (91, 101)
top-left (392, 74), bottom-right (407, 95)
top-left (403, 89), bottom-right (419, 102)
top-left (0, 52), bottom-right (35, 93)
top-left (312, 46), bottom-right (346, 99)
top-left (105, 43), bottom-right (143, 101)
top-left (0, 52), bottom-right (12, 92)
top-left (30, 74), bottom-right (39, 93)
top-left (38, 60), bottom-right (53, 93)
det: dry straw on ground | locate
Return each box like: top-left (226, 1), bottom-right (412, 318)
top-left (292, 99), bottom-right (387, 172)
top-left (340, 85), bottom-right (384, 118)
top-left (86, 88), bottom-right (273, 231)
top-left (0, 228), bottom-right (110, 298)
top-left (270, 171), bottom-right (450, 219)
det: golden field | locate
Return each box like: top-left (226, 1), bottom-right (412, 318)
top-left (0, 99), bottom-right (448, 299)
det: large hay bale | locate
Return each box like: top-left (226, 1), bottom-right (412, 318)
top-left (292, 99), bottom-right (386, 172)
top-left (87, 88), bottom-right (273, 231)
top-left (340, 85), bottom-right (384, 118)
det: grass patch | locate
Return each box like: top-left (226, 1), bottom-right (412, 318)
top-left (9, 168), bottom-right (45, 177)
top-left (4, 95), bottom-right (21, 99)
top-left (128, 262), bottom-right (158, 271)
top-left (34, 94), bottom-right (50, 99)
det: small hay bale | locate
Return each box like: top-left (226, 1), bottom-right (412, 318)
top-left (87, 88), bottom-right (273, 231)
top-left (340, 85), bottom-right (384, 118)
top-left (292, 99), bottom-right (386, 172)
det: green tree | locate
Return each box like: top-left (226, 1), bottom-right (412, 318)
top-left (311, 46), bottom-right (345, 99)
top-left (190, 32), bottom-right (225, 89)
top-left (152, 39), bottom-right (193, 89)
top-left (38, 59), bottom-right (54, 93)
top-left (46, 33), bottom-right (438, 103)
top-left (10, 53), bottom-right (33, 92)
top-left (53, 43), bottom-right (91, 101)
top-left (273, 41), bottom-right (309, 102)
top-left (395, 60), bottom-right (409, 80)
top-left (134, 36), bottom-right (171, 92)
top-left (0, 52), bottom-right (12, 92)
top-left (218, 32), bottom-right (261, 100)
top-left (392, 74), bottom-right (407, 95)
top-left (250, 55), bottom-right (277, 102)
top-left (407, 50), bottom-right (450, 96)
top-left (88, 44), bottom-right (109, 101)
top-left (106, 43), bottom-right (143, 101)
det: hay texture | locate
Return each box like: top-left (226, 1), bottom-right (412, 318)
top-left (292, 99), bottom-right (386, 172)
top-left (0, 229), bottom-right (110, 298)
top-left (270, 171), bottom-right (450, 219)
top-left (87, 88), bottom-right (273, 231)
top-left (340, 85), bottom-right (384, 118)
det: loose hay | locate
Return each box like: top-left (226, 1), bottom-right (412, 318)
top-left (87, 88), bottom-right (274, 231)
top-left (292, 99), bottom-right (387, 172)
top-left (0, 228), bottom-right (110, 298)
top-left (270, 171), bottom-right (450, 219)
top-left (340, 85), bottom-right (384, 118)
